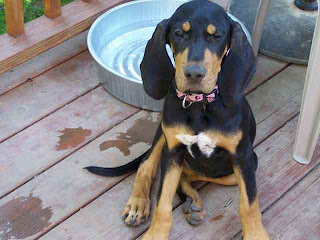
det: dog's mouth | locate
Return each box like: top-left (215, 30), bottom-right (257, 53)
top-left (182, 82), bottom-right (217, 95)
top-left (176, 84), bottom-right (216, 95)
top-left (174, 74), bottom-right (218, 95)
top-left (184, 90), bottom-right (204, 95)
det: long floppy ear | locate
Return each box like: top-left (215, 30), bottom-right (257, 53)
top-left (140, 19), bottom-right (175, 100)
top-left (218, 19), bottom-right (256, 107)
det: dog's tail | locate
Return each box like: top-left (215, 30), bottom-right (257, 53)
top-left (84, 150), bottom-right (149, 177)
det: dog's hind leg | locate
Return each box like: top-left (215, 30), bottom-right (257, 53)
top-left (122, 125), bottom-right (165, 226)
top-left (180, 175), bottom-right (206, 226)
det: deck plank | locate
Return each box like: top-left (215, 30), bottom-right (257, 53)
top-left (0, 31), bottom-right (88, 96)
top-left (0, 111), bottom-right (159, 240)
top-left (36, 64), bottom-right (305, 240)
top-left (246, 54), bottom-right (290, 93)
top-left (0, 86), bottom-right (138, 199)
top-left (248, 65), bottom-right (305, 145)
top-left (40, 171), bottom-right (172, 240)
top-left (0, 51), bottom-right (99, 143)
top-left (233, 164), bottom-right (320, 240)
top-left (258, 165), bottom-right (320, 240)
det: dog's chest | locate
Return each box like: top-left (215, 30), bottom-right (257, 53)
top-left (175, 130), bottom-right (242, 158)
top-left (176, 133), bottom-right (216, 158)
top-left (176, 131), bottom-right (239, 178)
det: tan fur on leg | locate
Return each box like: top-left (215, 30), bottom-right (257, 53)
top-left (180, 175), bottom-right (203, 209)
top-left (182, 166), bottom-right (238, 186)
top-left (142, 164), bottom-right (183, 240)
top-left (122, 135), bottom-right (165, 226)
top-left (233, 167), bottom-right (269, 240)
top-left (180, 175), bottom-right (206, 225)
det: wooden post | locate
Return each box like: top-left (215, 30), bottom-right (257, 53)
top-left (44, 0), bottom-right (62, 19)
top-left (4, 0), bottom-right (24, 37)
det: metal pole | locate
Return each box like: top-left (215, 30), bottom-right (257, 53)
top-left (251, 0), bottom-right (270, 56)
top-left (293, 0), bottom-right (320, 164)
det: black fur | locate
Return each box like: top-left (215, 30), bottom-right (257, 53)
top-left (85, 121), bottom-right (164, 177)
top-left (140, 19), bottom-right (175, 100)
top-left (84, 150), bottom-right (149, 177)
top-left (86, 0), bottom-right (258, 204)
top-left (218, 19), bottom-right (256, 107)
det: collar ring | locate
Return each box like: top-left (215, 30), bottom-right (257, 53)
top-left (182, 95), bottom-right (193, 109)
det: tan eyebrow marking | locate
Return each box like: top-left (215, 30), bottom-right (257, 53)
top-left (182, 21), bottom-right (191, 32)
top-left (207, 24), bottom-right (216, 35)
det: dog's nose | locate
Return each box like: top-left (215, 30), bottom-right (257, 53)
top-left (184, 65), bottom-right (206, 82)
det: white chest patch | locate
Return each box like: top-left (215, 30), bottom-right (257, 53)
top-left (176, 133), bottom-right (216, 158)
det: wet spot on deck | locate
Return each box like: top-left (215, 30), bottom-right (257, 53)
top-left (0, 194), bottom-right (53, 240)
top-left (210, 214), bottom-right (224, 222)
top-left (55, 127), bottom-right (92, 151)
top-left (99, 114), bottom-right (161, 156)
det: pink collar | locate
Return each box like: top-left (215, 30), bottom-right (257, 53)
top-left (176, 86), bottom-right (219, 108)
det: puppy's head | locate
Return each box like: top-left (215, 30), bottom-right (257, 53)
top-left (140, 0), bottom-right (255, 106)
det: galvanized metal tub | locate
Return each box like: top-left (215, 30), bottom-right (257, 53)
top-left (88, 0), bottom-right (251, 111)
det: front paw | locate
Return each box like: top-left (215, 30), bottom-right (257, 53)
top-left (121, 196), bottom-right (150, 226)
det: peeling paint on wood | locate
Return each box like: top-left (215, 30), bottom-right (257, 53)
top-left (0, 87), bottom-right (138, 198)
top-left (0, 194), bottom-right (52, 240)
top-left (0, 111), bottom-right (158, 239)
top-left (55, 127), bottom-right (92, 151)
top-left (99, 113), bottom-right (161, 156)
top-left (0, 51), bottom-right (99, 143)
top-left (210, 214), bottom-right (224, 222)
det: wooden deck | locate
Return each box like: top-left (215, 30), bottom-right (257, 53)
top-left (1, 29), bottom-right (320, 240)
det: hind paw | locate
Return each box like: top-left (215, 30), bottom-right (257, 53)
top-left (182, 197), bottom-right (206, 226)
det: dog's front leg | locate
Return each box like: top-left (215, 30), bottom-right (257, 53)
top-left (122, 125), bottom-right (165, 226)
top-left (233, 147), bottom-right (269, 240)
top-left (142, 144), bottom-right (184, 240)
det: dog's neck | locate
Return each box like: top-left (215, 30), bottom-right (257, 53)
top-left (175, 86), bottom-right (219, 109)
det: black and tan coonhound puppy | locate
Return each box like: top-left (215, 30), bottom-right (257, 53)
top-left (86, 0), bottom-right (269, 239)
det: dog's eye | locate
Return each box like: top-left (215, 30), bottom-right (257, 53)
top-left (208, 33), bottom-right (222, 41)
top-left (174, 29), bottom-right (184, 37)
